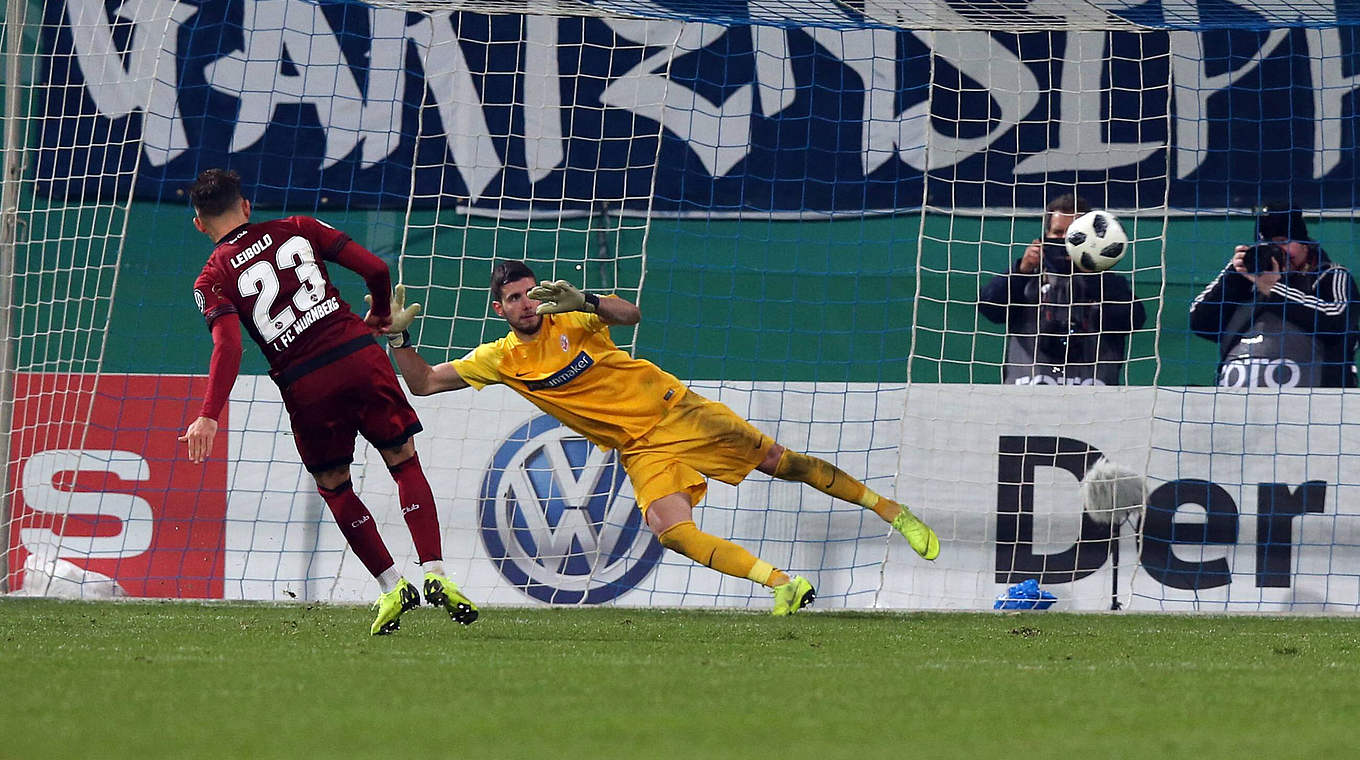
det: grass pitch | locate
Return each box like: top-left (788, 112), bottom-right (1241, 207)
top-left (1, 599), bottom-right (1357, 760)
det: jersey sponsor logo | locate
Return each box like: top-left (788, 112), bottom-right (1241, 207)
top-left (478, 414), bottom-right (661, 604)
top-left (522, 351), bottom-right (594, 391)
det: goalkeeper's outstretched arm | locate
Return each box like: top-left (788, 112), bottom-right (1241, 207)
top-left (527, 279), bottom-right (640, 326)
top-left (389, 341), bottom-right (470, 396)
top-left (371, 284), bottom-right (468, 395)
top-left (594, 293), bottom-right (641, 326)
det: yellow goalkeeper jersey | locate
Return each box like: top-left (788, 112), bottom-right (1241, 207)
top-left (451, 306), bottom-right (687, 450)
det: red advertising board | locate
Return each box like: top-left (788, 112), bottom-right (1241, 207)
top-left (5, 374), bottom-right (227, 597)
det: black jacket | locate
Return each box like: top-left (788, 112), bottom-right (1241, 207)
top-left (1188, 247), bottom-right (1359, 388)
top-left (979, 246), bottom-right (1145, 385)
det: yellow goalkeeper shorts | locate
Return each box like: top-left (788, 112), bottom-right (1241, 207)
top-left (619, 389), bottom-right (775, 513)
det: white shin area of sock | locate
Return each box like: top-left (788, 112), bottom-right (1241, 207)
top-left (376, 566), bottom-right (403, 594)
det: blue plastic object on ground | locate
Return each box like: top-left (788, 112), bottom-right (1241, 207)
top-left (993, 579), bottom-right (1057, 610)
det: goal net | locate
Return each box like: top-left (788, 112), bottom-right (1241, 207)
top-left (4, 0), bottom-right (1359, 612)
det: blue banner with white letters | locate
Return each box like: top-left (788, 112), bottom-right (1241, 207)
top-left (35, 0), bottom-right (1360, 213)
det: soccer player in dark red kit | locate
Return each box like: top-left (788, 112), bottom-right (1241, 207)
top-left (177, 168), bottom-right (476, 635)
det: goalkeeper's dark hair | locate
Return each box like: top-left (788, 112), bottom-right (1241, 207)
top-left (1044, 192), bottom-right (1091, 233)
top-left (188, 168), bottom-right (244, 218)
top-left (490, 260), bottom-right (536, 301)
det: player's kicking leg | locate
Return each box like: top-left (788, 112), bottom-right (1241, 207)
top-left (379, 444), bottom-right (480, 626)
top-left (764, 448), bottom-right (940, 560)
top-left (314, 472), bottom-right (424, 635)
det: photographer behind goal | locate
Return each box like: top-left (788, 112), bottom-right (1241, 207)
top-left (977, 193), bottom-right (1145, 386)
top-left (1189, 203), bottom-right (1360, 388)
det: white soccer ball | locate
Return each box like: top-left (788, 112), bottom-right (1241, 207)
top-left (1064, 210), bottom-right (1128, 272)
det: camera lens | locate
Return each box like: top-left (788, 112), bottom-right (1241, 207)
top-left (1244, 243), bottom-right (1285, 274)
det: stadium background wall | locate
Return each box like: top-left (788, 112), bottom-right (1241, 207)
top-left (12, 2), bottom-right (1360, 610)
top-left (73, 203), bottom-right (1339, 387)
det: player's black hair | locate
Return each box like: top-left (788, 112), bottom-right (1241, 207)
top-left (490, 260), bottom-right (536, 301)
top-left (188, 168), bottom-right (244, 217)
top-left (1043, 193), bottom-right (1091, 235)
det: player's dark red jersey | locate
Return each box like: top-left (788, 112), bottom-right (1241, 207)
top-left (193, 216), bottom-right (376, 383)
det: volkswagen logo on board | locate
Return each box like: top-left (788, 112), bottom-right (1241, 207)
top-left (479, 414), bottom-right (662, 603)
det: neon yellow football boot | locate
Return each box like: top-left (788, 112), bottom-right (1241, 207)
top-left (423, 572), bottom-right (479, 625)
top-left (370, 577), bottom-right (421, 635)
top-left (771, 575), bottom-right (816, 616)
top-left (891, 505), bottom-right (941, 561)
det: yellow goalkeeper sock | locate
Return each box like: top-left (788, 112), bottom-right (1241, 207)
top-left (857, 490), bottom-right (906, 523)
top-left (773, 450), bottom-right (902, 521)
top-left (657, 521), bottom-right (787, 587)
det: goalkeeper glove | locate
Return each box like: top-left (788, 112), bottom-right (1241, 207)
top-left (365, 284), bottom-right (422, 348)
top-left (528, 279), bottom-right (600, 315)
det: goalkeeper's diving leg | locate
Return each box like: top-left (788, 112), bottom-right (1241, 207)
top-left (647, 493), bottom-right (816, 616)
top-left (761, 447), bottom-right (940, 561)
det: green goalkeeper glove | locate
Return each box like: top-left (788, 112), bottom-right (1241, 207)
top-left (365, 284), bottom-right (422, 348)
top-left (528, 279), bottom-right (599, 315)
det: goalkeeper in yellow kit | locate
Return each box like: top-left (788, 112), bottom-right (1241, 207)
top-left (381, 261), bottom-right (939, 614)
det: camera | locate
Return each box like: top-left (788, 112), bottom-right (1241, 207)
top-left (1241, 243), bottom-right (1285, 274)
top-left (1041, 238), bottom-right (1070, 270)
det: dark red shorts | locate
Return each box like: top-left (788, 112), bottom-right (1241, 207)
top-left (279, 343), bottom-right (422, 473)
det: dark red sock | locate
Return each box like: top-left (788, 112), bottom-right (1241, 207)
top-left (318, 480), bottom-right (393, 577)
top-left (389, 453), bottom-right (442, 564)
